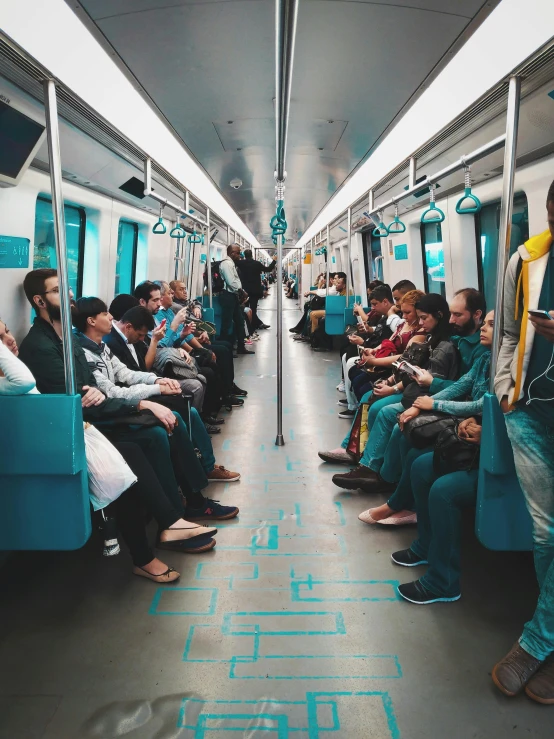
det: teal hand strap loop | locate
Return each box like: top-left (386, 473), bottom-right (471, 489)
top-left (421, 183), bottom-right (445, 224)
top-left (455, 165), bottom-right (482, 214)
top-left (152, 205), bottom-right (166, 234)
top-left (189, 230), bottom-right (203, 245)
top-left (387, 203), bottom-right (406, 234)
top-left (270, 200), bottom-right (287, 245)
top-left (170, 220), bottom-right (186, 239)
top-left (372, 210), bottom-right (389, 238)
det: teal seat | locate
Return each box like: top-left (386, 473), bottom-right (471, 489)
top-left (324, 295), bottom-right (347, 335)
top-left (475, 393), bottom-right (533, 551)
top-left (203, 295), bottom-right (222, 335)
top-left (0, 394), bottom-right (90, 551)
top-left (343, 295), bottom-right (363, 328)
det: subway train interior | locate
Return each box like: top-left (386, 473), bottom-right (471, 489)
top-left (1, 0), bottom-right (554, 737)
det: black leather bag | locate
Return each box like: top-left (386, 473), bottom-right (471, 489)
top-left (309, 295), bottom-right (325, 310)
top-left (401, 411), bottom-right (458, 449)
top-left (433, 423), bottom-right (481, 472)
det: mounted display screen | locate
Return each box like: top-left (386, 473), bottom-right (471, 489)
top-left (0, 100), bottom-right (45, 181)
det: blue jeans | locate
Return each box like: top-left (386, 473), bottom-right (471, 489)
top-left (505, 408), bottom-right (554, 661)
top-left (340, 394), bottom-right (400, 449)
top-left (359, 401), bottom-right (404, 472)
top-left (190, 407), bottom-right (216, 473)
top-left (410, 453), bottom-right (478, 597)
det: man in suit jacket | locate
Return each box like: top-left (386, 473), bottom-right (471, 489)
top-left (236, 249), bottom-right (277, 330)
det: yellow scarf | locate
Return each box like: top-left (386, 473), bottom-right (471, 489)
top-left (511, 229), bottom-right (553, 406)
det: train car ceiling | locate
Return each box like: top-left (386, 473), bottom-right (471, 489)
top-left (67, 0), bottom-right (504, 246)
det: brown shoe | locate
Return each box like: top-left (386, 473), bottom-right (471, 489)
top-left (207, 465), bottom-right (241, 482)
top-left (525, 656), bottom-right (554, 704)
top-left (492, 643), bottom-right (544, 697)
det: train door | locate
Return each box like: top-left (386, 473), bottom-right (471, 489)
top-left (420, 221), bottom-right (446, 297)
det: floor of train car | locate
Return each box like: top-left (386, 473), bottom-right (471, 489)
top-left (0, 290), bottom-right (551, 739)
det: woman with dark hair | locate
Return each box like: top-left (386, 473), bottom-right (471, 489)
top-left (332, 292), bottom-right (459, 493)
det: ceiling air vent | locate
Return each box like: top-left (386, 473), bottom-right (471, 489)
top-left (119, 176), bottom-right (146, 199)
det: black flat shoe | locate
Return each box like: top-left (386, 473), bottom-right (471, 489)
top-left (224, 395), bottom-right (244, 407)
top-left (202, 415), bottom-right (225, 425)
top-left (232, 384), bottom-right (248, 396)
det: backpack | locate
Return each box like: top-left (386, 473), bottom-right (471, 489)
top-left (211, 261), bottom-right (225, 294)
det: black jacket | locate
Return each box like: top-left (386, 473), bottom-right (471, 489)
top-left (18, 317), bottom-right (139, 421)
top-left (103, 326), bottom-right (148, 372)
top-left (236, 258), bottom-right (276, 296)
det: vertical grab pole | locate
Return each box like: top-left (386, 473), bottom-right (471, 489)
top-left (490, 75), bottom-right (521, 390)
top-left (43, 79), bottom-right (76, 396)
top-left (206, 207), bottom-right (213, 308)
top-left (227, 225), bottom-right (231, 245)
top-left (276, 229), bottom-right (284, 446)
top-left (346, 207), bottom-right (352, 299)
top-left (325, 224), bottom-right (331, 297)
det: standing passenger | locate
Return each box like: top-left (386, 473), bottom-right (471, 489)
top-left (219, 244), bottom-right (254, 355)
top-left (236, 249), bottom-right (277, 330)
top-left (492, 180), bottom-right (554, 705)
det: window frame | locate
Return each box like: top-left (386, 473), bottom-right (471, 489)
top-left (35, 195), bottom-right (86, 297)
top-left (419, 220), bottom-right (445, 296)
top-left (115, 219), bottom-right (139, 295)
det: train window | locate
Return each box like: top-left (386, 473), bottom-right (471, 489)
top-left (477, 193), bottom-right (529, 310)
top-left (115, 220), bottom-right (139, 295)
top-left (33, 196), bottom-right (85, 296)
top-left (420, 222), bottom-right (446, 297)
top-left (362, 230), bottom-right (383, 284)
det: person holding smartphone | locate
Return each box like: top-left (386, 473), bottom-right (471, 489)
top-left (491, 180), bottom-right (554, 704)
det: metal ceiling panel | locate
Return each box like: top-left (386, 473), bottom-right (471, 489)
top-left (70, 0), bottom-right (498, 240)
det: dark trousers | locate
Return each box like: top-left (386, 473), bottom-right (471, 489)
top-left (108, 441), bottom-right (182, 567)
top-left (249, 295), bottom-right (264, 330)
top-left (196, 363), bottom-right (223, 413)
top-left (210, 342), bottom-right (234, 393)
top-left (219, 291), bottom-right (245, 348)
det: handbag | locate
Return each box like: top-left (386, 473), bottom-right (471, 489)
top-left (346, 402), bottom-right (372, 460)
top-left (84, 424), bottom-right (137, 511)
top-left (433, 422), bottom-right (481, 472)
top-left (401, 411), bottom-right (458, 449)
top-left (197, 320), bottom-right (216, 336)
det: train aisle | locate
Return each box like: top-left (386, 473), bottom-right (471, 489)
top-left (0, 287), bottom-right (551, 739)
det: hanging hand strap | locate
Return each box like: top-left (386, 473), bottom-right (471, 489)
top-left (421, 183), bottom-right (445, 224)
top-left (387, 202), bottom-right (406, 234)
top-left (170, 219), bottom-right (186, 239)
top-left (152, 204), bottom-right (167, 234)
top-left (270, 200), bottom-right (287, 245)
top-left (455, 165), bottom-right (482, 214)
top-left (372, 210), bottom-right (389, 238)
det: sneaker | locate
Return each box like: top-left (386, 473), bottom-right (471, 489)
top-left (185, 498), bottom-right (239, 521)
top-left (337, 399), bottom-right (349, 407)
top-left (207, 465), bottom-right (241, 482)
top-left (206, 424), bottom-right (222, 435)
top-left (525, 656), bottom-right (554, 705)
top-left (245, 339), bottom-right (253, 345)
top-left (338, 408), bottom-right (356, 419)
top-left (336, 380), bottom-right (346, 393)
top-left (391, 548), bottom-right (428, 567)
top-left (231, 384), bottom-right (247, 397)
top-left (492, 643), bottom-right (544, 697)
top-left (318, 448), bottom-right (356, 465)
top-left (397, 580), bottom-right (460, 605)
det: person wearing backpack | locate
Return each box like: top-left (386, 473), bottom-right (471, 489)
top-left (219, 244), bottom-right (254, 355)
top-left (236, 249), bottom-right (277, 330)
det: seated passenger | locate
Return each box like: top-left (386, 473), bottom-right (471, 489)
top-left (0, 314), bottom-right (217, 575)
top-left (133, 280), bottom-right (225, 420)
top-left (169, 279), bottom-right (202, 317)
top-left (392, 417), bottom-right (482, 604)
top-left (359, 311), bottom-right (493, 526)
top-left (18, 270), bottom-right (238, 523)
top-left (338, 284), bottom-right (408, 419)
top-left (73, 298), bottom-right (240, 485)
top-left (331, 293), bottom-right (458, 492)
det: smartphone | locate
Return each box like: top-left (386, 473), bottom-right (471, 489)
top-left (159, 319), bottom-right (167, 329)
top-left (356, 315), bottom-right (364, 325)
top-left (357, 346), bottom-right (364, 357)
top-left (528, 309), bottom-right (552, 320)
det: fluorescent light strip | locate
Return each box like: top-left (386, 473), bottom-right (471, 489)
top-left (296, 0), bottom-right (554, 250)
top-left (1, 0), bottom-right (259, 247)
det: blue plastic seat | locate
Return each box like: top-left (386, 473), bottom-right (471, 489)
top-left (203, 295), bottom-right (221, 335)
top-left (324, 295), bottom-right (347, 335)
top-left (0, 394), bottom-right (90, 550)
top-left (475, 393), bottom-right (533, 551)
top-left (343, 295), bottom-right (363, 328)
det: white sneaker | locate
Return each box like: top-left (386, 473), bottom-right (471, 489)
top-left (336, 380), bottom-right (345, 393)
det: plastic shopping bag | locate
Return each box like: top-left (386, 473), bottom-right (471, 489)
top-left (84, 424), bottom-right (137, 511)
